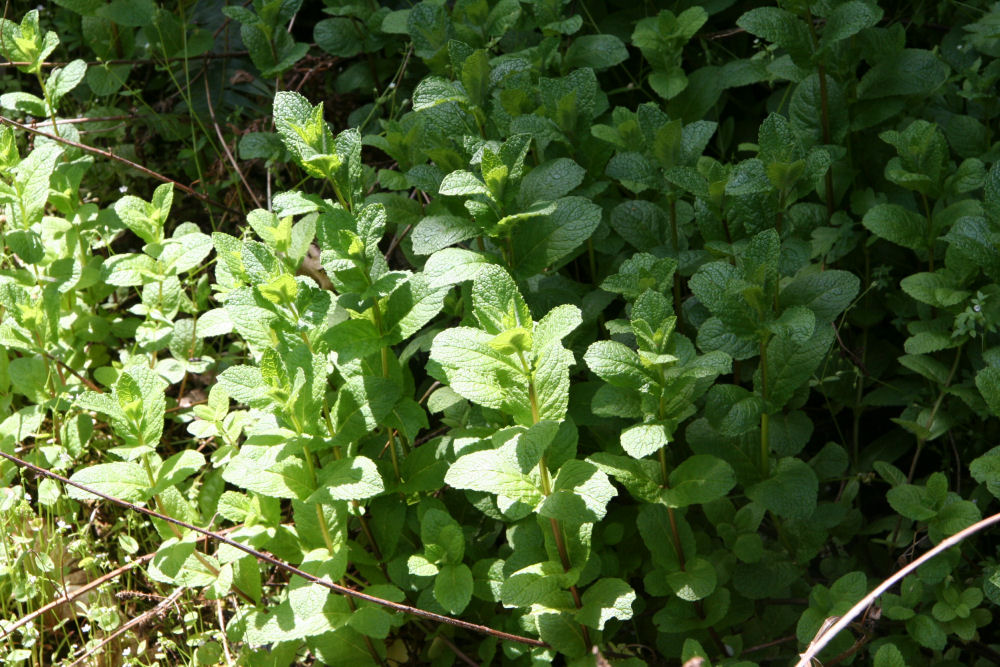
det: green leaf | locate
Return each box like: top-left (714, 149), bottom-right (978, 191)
top-left (780, 270), bottom-right (860, 322)
top-left (382, 273), bottom-right (449, 341)
top-left (900, 272), bottom-right (969, 308)
top-left (434, 564), bottom-right (474, 614)
top-left (420, 508), bottom-right (465, 562)
top-left (429, 327), bottom-right (528, 418)
top-left (858, 49), bottom-right (949, 99)
top-left (584, 340), bottom-right (655, 391)
top-left (472, 265), bottom-right (533, 333)
top-left (532, 340), bottom-right (576, 422)
top-left (439, 170), bottom-right (492, 198)
top-left (222, 441), bottom-right (314, 500)
top-left (664, 455), bottom-right (736, 507)
top-left (620, 423), bottom-right (669, 459)
top-left (510, 196), bottom-right (602, 276)
top-left (413, 76), bottom-right (468, 111)
top-left (576, 578), bottom-right (636, 629)
top-left (67, 462), bottom-right (152, 503)
top-left (564, 34), bottom-right (628, 69)
top-left (821, 2), bottom-right (882, 46)
top-left (539, 460), bottom-right (616, 523)
top-left (308, 456), bottom-right (384, 503)
top-left (873, 643), bottom-right (906, 667)
top-left (760, 325), bottom-right (835, 409)
top-left (517, 158), bottom-right (586, 206)
top-left (314, 18), bottom-right (363, 58)
top-left (445, 448), bottom-right (543, 507)
top-left (665, 556), bottom-right (717, 601)
top-left (747, 457), bottom-right (818, 520)
top-left (216, 365), bottom-right (271, 408)
top-left (152, 450), bottom-right (205, 496)
top-left (410, 215), bottom-right (481, 255)
top-left (736, 7), bottom-right (812, 65)
top-left (46, 59), bottom-right (86, 103)
top-left (976, 368), bottom-right (1000, 417)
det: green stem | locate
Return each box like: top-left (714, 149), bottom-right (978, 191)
top-left (805, 7), bottom-right (835, 220)
top-left (759, 338), bottom-right (770, 476)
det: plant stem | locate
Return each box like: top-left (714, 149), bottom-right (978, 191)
top-left (759, 338), bottom-right (770, 476)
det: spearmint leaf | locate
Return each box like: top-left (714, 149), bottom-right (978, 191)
top-left (665, 556), bottom-right (717, 602)
top-left (472, 265), bottom-right (533, 333)
top-left (737, 6), bottom-right (812, 64)
top-left (664, 455), bottom-right (736, 507)
top-left (517, 158), bottom-right (586, 206)
top-left (445, 448), bottom-right (543, 507)
top-left (886, 484), bottom-right (937, 521)
top-left (429, 326), bottom-right (528, 415)
top-left (576, 578), bottom-right (635, 630)
top-left (413, 76), bottom-right (468, 110)
top-left (760, 325), bottom-right (835, 409)
top-left (117, 365), bottom-right (166, 450)
top-left (858, 49), bottom-right (949, 99)
top-left (439, 170), bottom-right (492, 197)
top-left (46, 59), bottom-right (86, 102)
top-left (705, 384), bottom-right (764, 437)
top-left (590, 453), bottom-right (663, 503)
top-left (534, 304), bottom-right (582, 351)
top-left (620, 423), bottom-right (669, 459)
top-left (222, 441), bottom-right (314, 500)
top-left (584, 340), bottom-right (656, 390)
top-left (538, 459), bottom-right (617, 523)
top-left (513, 421), bottom-right (561, 472)
top-left (510, 196), bottom-right (602, 276)
top-left (67, 462), bottom-right (151, 502)
top-left (420, 508), bottom-right (464, 562)
top-left (970, 446), bottom-right (1000, 499)
top-left (747, 457), bottom-right (818, 520)
top-left (434, 564), bottom-right (474, 614)
top-left (308, 456), bottom-right (384, 503)
top-left (900, 272), bottom-right (969, 308)
top-left (151, 450), bottom-right (205, 496)
top-left (423, 247), bottom-right (492, 287)
top-left (564, 34), bottom-right (628, 69)
top-left (217, 365), bottom-right (272, 408)
top-left (533, 343), bottom-right (575, 422)
top-left (382, 273), bottom-right (449, 342)
top-left (976, 367), bottom-right (1000, 417)
top-left (410, 214), bottom-right (481, 255)
top-left (779, 270), bottom-right (860, 322)
top-left (609, 200), bottom-right (667, 250)
top-left (873, 643), bottom-right (907, 667)
top-left (223, 287), bottom-right (280, 354)
top-left (821, 2), bottom-right (882, 46)
top-left (501, 561), bottom-right (578, 607)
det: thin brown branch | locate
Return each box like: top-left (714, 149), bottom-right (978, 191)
top-left (203, 75), bottom-right (262, 210)
top-left (65, 586), bottom-right (184, 667)
top-left (0, 554), bottom-right (152, 641)
top-left (0, 450), bottom-right (548, 649)
top-left (0, 51), bottom-right (251, 68)
top-left (0, 114), bottom-right (240, 216)
top-left (796, 510), bottom-right (1000, 666)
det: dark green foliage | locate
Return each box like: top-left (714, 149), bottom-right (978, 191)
top-left (2, 1), bottom-right (1000, 666)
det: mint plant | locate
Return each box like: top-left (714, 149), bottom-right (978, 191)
top-left (4, 2), bottom-right (1000, 666)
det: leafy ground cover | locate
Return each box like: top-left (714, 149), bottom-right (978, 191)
top-left (2, 0), bottom-right (1000, 665)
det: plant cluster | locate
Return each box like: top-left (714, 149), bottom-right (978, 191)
top-left (3, 1), bottom-right (1000, 666)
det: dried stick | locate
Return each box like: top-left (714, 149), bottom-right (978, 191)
top-left (0, 114), bottom-right (239, 215)
top-left (795, 510), bottom-right (1000, 666)
top-left (65, 586), bottom-right (184, 667)
top-left (203, 76), bottom-right (263, 210)
top-left (0, 554), bottom-right (152, 641)
top-left (0, 450), bottom-right (548, 648)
